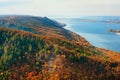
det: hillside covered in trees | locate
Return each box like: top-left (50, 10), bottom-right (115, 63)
top-left (0, 16), bottom-right (120, 80)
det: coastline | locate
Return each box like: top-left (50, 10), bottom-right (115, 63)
top-left (63, 23), bottom-right (120, 53)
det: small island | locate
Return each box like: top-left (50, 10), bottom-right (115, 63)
top-left (108, 29), bottom-right (120, 35)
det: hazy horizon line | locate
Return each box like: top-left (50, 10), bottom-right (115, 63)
top-left (0, 14), bottom-right (120, 18)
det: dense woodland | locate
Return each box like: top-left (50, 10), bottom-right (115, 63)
top-left (0, 16), bottom-right (120, 80)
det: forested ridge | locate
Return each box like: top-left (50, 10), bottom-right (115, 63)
top-left (0, 16), bottom-right (120, 80)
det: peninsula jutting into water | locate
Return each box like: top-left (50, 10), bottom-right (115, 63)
top-left (56, 16), bottom-right (120, 52)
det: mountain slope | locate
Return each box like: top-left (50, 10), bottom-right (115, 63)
top-left (0, 15), bottom-right (83, 41)
top-left (0, 27), bottom-right (120, 80)
top-left (0, 15), bottom-right (120, 80)
top-left (0, 15), bottom-right (92, 46)
top-left (0, 15), bottom-right (66, 28)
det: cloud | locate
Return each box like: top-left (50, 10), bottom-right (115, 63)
top-left (0, 0), bottom-right (120, 17)
top-left (0, 0), bottom-right (30, 4)
top-left (0, 0), bottom-right (31, 8)
top-left (0, 0), bottom-right (9, 2)
top-left (0, 0), bottom-right (25, 3)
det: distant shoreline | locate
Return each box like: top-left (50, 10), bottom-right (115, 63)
top-left (79, 19), bottom-right (120, 25)
top-left (59, 18), bottom-right (120, 52)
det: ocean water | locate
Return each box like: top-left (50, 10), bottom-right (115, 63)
top-left (55, 17), bottom-right (120, 52)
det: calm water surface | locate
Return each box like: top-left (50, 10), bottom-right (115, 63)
top-left (56, 18), bottom-right (120, 52)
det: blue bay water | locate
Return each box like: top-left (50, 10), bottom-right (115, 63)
top-left (56, 18), bottom-right (120, 52)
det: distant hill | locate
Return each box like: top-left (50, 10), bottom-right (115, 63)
top-left (69, 16), bottom-right (120, 24)
top-left (0, 15), bottom-right (120, 80)
top-left (0, 15), bottom-right (79, 40)
top-left (0, 15), bottom-right (66, 28)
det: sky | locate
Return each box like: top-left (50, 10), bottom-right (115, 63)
top-left (0, 0), bottom-right (120, 17)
